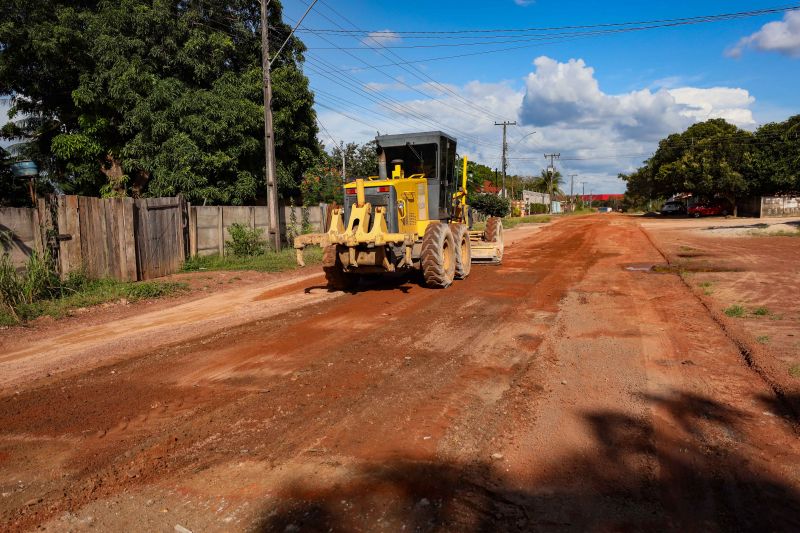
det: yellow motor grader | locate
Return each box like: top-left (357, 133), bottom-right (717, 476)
top-left (294, 131), bottom-right (504, 289)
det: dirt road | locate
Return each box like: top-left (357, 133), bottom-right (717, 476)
top-left (1, 216), bottom-right (798, 532)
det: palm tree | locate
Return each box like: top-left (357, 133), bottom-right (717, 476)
top-left (535, 169), bottom-right (564, 196)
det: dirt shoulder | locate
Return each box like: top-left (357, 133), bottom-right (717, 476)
top-left (640, 216), bottom-right (800, 415)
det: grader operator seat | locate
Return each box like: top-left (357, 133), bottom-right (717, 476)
top-left (341, 132), bottom-right (457, 235)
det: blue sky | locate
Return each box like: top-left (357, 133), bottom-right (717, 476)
top-left (283, 0), bottom-right (800, 193)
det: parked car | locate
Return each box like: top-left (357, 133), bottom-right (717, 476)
top-left (660, 201), bottom-right (686, 215)
top-left (688, 201), bottom-right (730, 217)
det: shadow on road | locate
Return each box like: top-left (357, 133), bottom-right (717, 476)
top-left (256, 391), bottom-right (800, 532)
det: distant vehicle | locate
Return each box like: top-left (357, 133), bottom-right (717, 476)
top-left (660, 201), bottom-right (686, 215)
top-left (598, 207), bottom-right (613, 213)
top-left (688, 200), bottom-right (730, 218)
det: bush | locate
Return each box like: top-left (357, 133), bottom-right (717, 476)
top-left (226, 223), bottom-right (267, 256)
top-left (470, 193), bottom-right (511, 218)
top-left (0, 250), bottom-right (62, 320)
top-left (527, 203), bottom-right (548, 214)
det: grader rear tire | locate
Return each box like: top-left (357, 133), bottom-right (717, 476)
top-left (421, 222), bottom-right (456, 288)
top-left (484, 217), bottom-right (504, 264)
top-left (323, 245), bottom-right (357, 291)
top-left (485, 217), bottom-right (503, 243)
top-left (451, 223), bottom-right (472, 279)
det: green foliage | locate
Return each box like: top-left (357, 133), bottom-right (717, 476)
top-left (470, 193), bottom-right (511, 218)
top-left (790, 364), bottom-right (800, 379)
top-left (752, 306), bottom-right (770, 316)
top-left (225, 223), bottom-right (267, 257)
top-left (622, 117), bottom-right (800, 210)
top-left (182, 246), bottom-right (322, 273)
top-left (0, 0), bottom-right (319, 205)
top-left (724, 304), bottom-right (746, 318)
top-left (0, 251), bottom-right (185, 324)
top-left (527, 203), bottom-right (548, 214)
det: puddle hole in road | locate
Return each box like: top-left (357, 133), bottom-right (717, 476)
top-left (623, 263), bottom-right (742, 274)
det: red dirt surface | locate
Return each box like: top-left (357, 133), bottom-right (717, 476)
top-left (641, 216), bottom-right (800, 414)
top-left (1, 216), bottom-right (798, 532)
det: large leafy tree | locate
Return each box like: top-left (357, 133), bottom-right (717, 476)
top-left (622, 116), bottom-right (800, 213)
top-left (0, 0), bottom-right (318, 204)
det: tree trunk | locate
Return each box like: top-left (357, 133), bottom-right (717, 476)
top-left (100, 153), bottom-right (126, 196)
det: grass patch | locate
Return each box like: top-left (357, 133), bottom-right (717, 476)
top-left (724, 304), bottom-right (746, 318)
top-left (697, 281), bottom-right (714, 295)
top-left (473, 214), bottom-right (551, 231)
top-left (756, 335), bottom-right (770, 344)
top-left (1, 276), bottom-right (187, 326)
top-left (182, 247), bottom-right (323, 273)
top-left (789, 364), bottom-right (800, 379)
top-left (752, 306), bottom-right (770, 316)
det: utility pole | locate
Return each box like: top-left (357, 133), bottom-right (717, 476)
top-left (581, 181), bottom-right (587, 208)
top-left (544, 153), bottom-right (560, 213)
top-left (340, 141), bottom-right (346, 184)
top-left (569, 174), bottom-right (577, 211)
top-left (260, 0), bottom-right (280, 250)
top-left (495, 121), bottom-right (516, 198)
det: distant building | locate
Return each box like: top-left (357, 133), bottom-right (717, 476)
top-left (577, 194), bottom-right (625, 203)
top-left (479, 180), bottom-right (501, 195)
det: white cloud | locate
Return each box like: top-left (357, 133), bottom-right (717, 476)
top-left (727, 10), bottom-right (800, 58)
top-left (317, 56), bottom-right (758, 193)
top-left (362, 30), bottom-right (402, 47)
top-left (514, 0), bottom-right (535, 6)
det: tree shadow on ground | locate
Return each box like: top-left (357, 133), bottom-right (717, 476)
top-left (255, 391), bottom-right (800, 532)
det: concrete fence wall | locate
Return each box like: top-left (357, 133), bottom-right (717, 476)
top-left (0, 206), bottom-right (44, 269)
top-left (761, 196), bottom-right (800, 218)
top-left (188, 204), bottom-right (327, 257)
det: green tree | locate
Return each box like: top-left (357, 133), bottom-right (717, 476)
top-left (0, 0), bottom-right (318, 205)
top-left (332, 141), bottom-right (378, 180)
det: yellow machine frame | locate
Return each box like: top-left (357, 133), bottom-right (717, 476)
top-left (294, 156), bottom-right (502, 268)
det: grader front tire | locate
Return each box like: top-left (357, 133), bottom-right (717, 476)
top-left (451, 223), bottom-right (472, 279)
top-left (322, 245), bottom-right (357, 291)
top-left (421, 222), bottom-right (456, 289)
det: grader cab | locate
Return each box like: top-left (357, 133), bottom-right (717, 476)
top-left (294, 131), bottom-right (504, 290)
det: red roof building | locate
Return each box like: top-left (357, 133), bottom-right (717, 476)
top-left (578, 194), bottom-right (624, 202)
top-left (479, 180), bottom-right (501, 194)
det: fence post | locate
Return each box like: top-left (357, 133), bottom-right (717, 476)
top-left (188, 202), bottom-right (197, 258)
top-left (217, 205), bottom-right (224, 256)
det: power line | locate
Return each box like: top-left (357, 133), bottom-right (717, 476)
top-left (299, 5), bottom-right (800, 35)
top-left (269, 0), bottom-right (319, 67)
top-left (305, 0), bottom-right (506, 122)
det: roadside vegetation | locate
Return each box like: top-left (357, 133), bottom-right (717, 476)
top-left (183, 248), bottom-right (322, 273)
top-left (0, 252), bottom-right (186, 327)
top-left (621, 116), bottom-right (800, 213)
top-left (182, 222), bottom-right (322, 273)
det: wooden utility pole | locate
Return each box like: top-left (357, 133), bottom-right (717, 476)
top-left (495, 121), bottom-right (516, 198)
top-left (544, 153), bottom-right (560, 213)
top-left (260, 0), bottom-right (280, 250)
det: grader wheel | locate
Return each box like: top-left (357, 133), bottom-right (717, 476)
top-left (484, 217), bottom-right (504, 263)
top-left (421, 222), bottom-right (456, 288)
top-left (450, 223), bottom-right (472, 279)
top-left (322, 245), bottom-right (357, 291)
